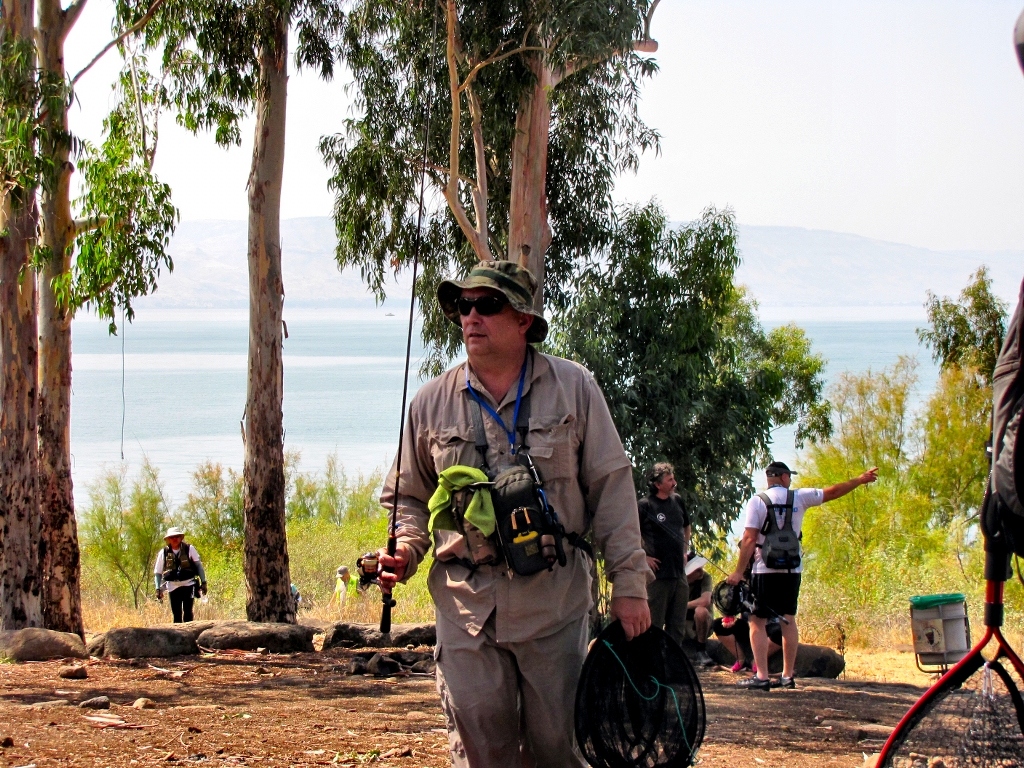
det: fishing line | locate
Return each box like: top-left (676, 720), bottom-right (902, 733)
top-left (120, 306), bottom-right (126, 461)
top-left (380, 0), bottom-right (441, 634)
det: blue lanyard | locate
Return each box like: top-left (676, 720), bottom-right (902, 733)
top-left (465, 357), bottom-right (528, 454)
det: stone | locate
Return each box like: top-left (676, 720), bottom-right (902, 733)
top-left (0, 736), bottom-right (12, 747)
top-left (347, 658), bottom-right (368, 675)
top-left (79, 696), bottom-right (110, 709)
top-left (321, 622), bottom-right (436, 650)
top-left (410, 659), bottom-right (436, 674)
top-left (390, 650), bottom-right (430, 666)
top-left (133, 698), bottom-right (156, 709)
top-left (0, 628), bottom-right (88, 662)
top-left (405, 711), bottom-right (430, 721)
top-left (86, 634), bottom-right (105, 657)
top-left (58, 664), bottom-right (88, 680)
top-left (704, 638), bottom-right (845, 679)
top-left (366, 652), bottom-right (402, 677)
top-left (30, 700), bottom-right (70, 709)
top-left (102, 627), bottom-right (200, 658)
top-left (195, 622), bottom-right (315, 654)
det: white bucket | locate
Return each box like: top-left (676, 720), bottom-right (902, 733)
top-left (910, 596), bottom-right (970, 667)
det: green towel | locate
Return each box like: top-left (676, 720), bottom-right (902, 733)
top-left (428, 466), bottom-right (496, 536)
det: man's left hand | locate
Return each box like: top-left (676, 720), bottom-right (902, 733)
top-left (611, 596), bottom-right (651, 641)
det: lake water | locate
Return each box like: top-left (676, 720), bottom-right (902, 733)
top-left (70, 310), bottom-right (939, 507)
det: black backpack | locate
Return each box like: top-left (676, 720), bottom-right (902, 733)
top-left (757, 491), bottom-right (802, 571)
top-left (991, 278), bottom-right (1024, 555)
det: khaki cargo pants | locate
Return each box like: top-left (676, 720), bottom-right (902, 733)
top-left (435, 611), bottom-right (589, 768)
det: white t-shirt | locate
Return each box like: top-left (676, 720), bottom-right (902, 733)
top-left (154, 544), bottom-right (202, 593)
top-left (742, 486), bottom-right (824, 575)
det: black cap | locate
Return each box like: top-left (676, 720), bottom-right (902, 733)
top-left (765, 461), bottom-right (796, 477)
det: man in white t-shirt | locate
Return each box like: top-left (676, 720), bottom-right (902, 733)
top-left (726, 461), bottom-right (877, 690)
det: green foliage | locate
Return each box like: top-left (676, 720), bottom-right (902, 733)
top-left (0, 35), bottom-right (68, 202)
top-left (286, 454), bottom-right (383, 525)
top-left (79, 460), bottom-right (170, 609)
top-left (322, 0), bottom-right (659, 374)
top-left (912, 366), bottom-right (991, 528)
top-left (71, 59), bottom-right (178, 331)
top-left (140, 0), bottom-right (345, 146)
top-left (178, 461), bottom-right (245, 554)
top-left (918, 266), bottom-right (1008, 382)
top-left (551, 202), bottom-right (830, 544)
top-left (798, 358), bottom-right (1004, 644)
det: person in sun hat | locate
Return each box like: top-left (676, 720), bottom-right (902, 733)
top-left (680, 552), bottom-right (716, 668)
top-left (376, 259), bottom-right (652, 767)
top-left (154, 526), bottom-right (208, 623)
top-left (727, 460), bottom-right (878, 691)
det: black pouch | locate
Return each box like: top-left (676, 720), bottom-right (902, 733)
top-left (491, 465), bottom-right (558, 576)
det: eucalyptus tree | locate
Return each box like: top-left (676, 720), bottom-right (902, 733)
top-left (323, 0), bottom-right (662, 373)
top-left (0, 0), bottom-right (50, 628)
top-left (139, 0), bottom-right (343, 622)
top-left (2, 0), bottom-right (175, 632)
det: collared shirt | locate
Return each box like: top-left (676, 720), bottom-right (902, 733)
top-left (381, 348), bottom-right (652, 643)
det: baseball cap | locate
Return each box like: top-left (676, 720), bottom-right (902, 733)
top-left (765, 461), bottom-right (797, 477)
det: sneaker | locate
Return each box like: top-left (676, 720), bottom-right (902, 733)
top-left (771, 675), bottom-right (796, 689)
top-left (694, 651), bottom-right (716, 668)
top-left (736, 675), bottom-right (771, 691)
top-left (730, 660), bottom-right (750, 673)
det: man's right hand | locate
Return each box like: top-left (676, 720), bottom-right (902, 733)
top-left (726, 570), bottom-right (744, 586)
top-left (156, 590), bottom-right (164, 601)
top-left (377, 542), bottom-right (414, 591)
top-left (645, 556), bottom-right (660, 573)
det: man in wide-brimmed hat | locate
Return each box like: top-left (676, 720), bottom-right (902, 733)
top-left (378, 260), bottom-right (652, 767)
top-left (154, 527), bottom-right (208, 623)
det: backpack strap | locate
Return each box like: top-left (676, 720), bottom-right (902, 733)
top-left (470, 398), bottom-right (490, 473)
top-left (757, 491), bottom-right (796, 535)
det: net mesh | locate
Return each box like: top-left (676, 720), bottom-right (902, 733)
top-left (575, 622), bottom-right (705, 768)
top-left (880, 656), bottom-right (1024, 768)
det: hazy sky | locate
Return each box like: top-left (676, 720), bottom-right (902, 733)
top-left (65, 0), bottom-right (1024, 252)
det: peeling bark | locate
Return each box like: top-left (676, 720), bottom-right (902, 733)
top-left (36, 0), bottom-right (84, 637)
top-left (507, 58), bottom-right (552, 310)
top-left (0, 0), bottom-right (43, 633)
top-left (242, 11), bottom-right (294, 624)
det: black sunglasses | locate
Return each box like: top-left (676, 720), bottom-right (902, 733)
top-left (457, 295), bottom-right (508, 316)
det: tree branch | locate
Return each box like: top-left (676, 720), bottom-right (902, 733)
top-left (69, 0), bottom-right (169, 86)
top-left (61, 0), bottom-right (89, 43)
top-left (459, 43), bottom-right (547, 93)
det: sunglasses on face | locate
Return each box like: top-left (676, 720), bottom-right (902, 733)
top-left (457, 295), bottom-right (508, 316)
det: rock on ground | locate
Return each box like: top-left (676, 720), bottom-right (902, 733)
top-left (707, 639), bottom-right (845, 678)
top-left (79, 696), bottom-right (110, 709)
top-left (0, 628), bottom-right (88, 662)
top-left (196, 622), bottom-right (315, 654)
top-left (322, 622), bottom-right (436, 650)
top-left (89, 621), bottom-right (219, 658)
top-left (57, 664), bottom-right (88, 679)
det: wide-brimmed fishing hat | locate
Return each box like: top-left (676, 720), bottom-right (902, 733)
top-left (437, 260), bottom-right (548, 344)
top-left (164, 526), bottom-right (186, 539)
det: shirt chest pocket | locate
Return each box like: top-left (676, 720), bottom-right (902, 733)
top-left (429, 425), bottom-right (478, 475)
top-left (524, 415), bottom-right (578, 481)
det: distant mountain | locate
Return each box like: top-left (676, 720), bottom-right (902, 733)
top-left (138, 217), bottom-right (1022, 321)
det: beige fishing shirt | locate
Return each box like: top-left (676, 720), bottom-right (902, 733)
top-left (381, 348), bottom-right (652, 643)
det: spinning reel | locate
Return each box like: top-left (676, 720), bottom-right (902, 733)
top-left (711, 580), bottom-right (757, 617)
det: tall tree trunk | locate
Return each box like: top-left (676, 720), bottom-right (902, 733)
top-left (0, 0), bottom-right (43, 630)
top-left (36, 0), bottom-right (84, 637)
top-left (507, 58), bottom-right (553, 311)
top-left (242, 9), bottom-right (293, 624)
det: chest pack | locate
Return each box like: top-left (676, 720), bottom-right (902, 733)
top-left (162, 544), bottom-right (196, 581)
top-left (447, 385), bottom-right (591, 576)
top-left (989, 278), bottom-right (1024, 556)
top-left (757, 491), bottom-right (801, 571)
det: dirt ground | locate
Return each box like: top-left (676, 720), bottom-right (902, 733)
top-left (0, 647), bottom-right (937, 768)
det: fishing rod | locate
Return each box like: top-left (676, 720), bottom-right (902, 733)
top-left (380, 1), bottom-right (441, 635)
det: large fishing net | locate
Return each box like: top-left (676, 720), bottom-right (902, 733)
top-left (574, 622), bottom-right (705, 768)
top-left (879, 655), bottom-right (1024, 768)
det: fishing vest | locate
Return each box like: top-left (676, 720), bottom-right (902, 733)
top-left (162, 544), bottom-right (197, 582)
top-left (757, 491), bottom-right (801, 571)
top-left (990, 278), bottom-right (1024, 557)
